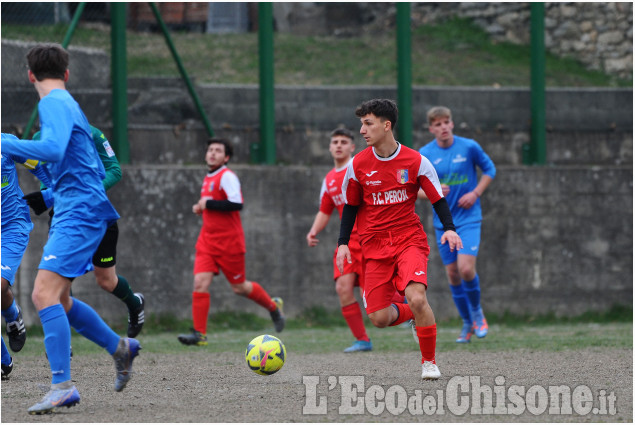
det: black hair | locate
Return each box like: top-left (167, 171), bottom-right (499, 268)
top-left (26, 43), bottom-right (69, 81)
top-left (355, 99), bottom-right (398, 130)
top-left (207, 137), bottom-right (234, 160)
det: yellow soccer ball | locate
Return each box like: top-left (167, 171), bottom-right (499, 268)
top-left (245, 334), bottom-right (286, 376)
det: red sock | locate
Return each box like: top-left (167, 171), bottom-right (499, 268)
top-left (389, 302), bottom-right (414, 326)
top-left (341, 303), bottom-right (369, 342)
top-left (247, 282), bottom-right (276, 311)
top-left (416, 323), bottom-right (437, 364)
top-left (192, 292), bottom-right (210, 334)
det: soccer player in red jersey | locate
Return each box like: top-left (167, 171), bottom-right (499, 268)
top-left (336, 99), bottom-right (462, 379)
top-left (178, 138), bottom-right (285, 346)
top-left (306, 128), bottom-right (373, 353)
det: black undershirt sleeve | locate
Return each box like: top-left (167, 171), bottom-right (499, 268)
top-left (432, 197), bottom-right (456, 232)
top-left (338, 204), bottom-right (359, 246)
top-left (205, 199), bottom-right (243, 211)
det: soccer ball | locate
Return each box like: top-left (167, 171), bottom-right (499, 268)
top-left (245, 334), bottom-right (286, 376)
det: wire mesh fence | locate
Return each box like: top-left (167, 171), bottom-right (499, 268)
top-left (1, 2), bottom-right (252, 137)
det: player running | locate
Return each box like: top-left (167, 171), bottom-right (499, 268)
top-left (24, 125), bottom-right (145, 338)
top-left (419, 106), bottom-right (496, 343)
top-left (306, 128), bottom-right (373, 352)
top-left (178, 138), bottom-right (285, 346)
top-left (337, 99), bottom-right (462, 380)
top-left (1, 43), bottom-right (141, 414)
top-left (1, 134), bottom-right (50, 379)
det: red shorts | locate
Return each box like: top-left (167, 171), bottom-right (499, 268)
top-left (361, 229), bottom-right (430, 314)
top-left (332, 237), bottom-right (364, 288)
top-left (193, 249), bottom-right (246, 284)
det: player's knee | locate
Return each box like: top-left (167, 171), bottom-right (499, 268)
top-left (458, 264), bottom-right (475, 280)
top-left (335, 282), bottom-right (353, 299)
top-left (94, 273), bottom-right (117, 292)
top-left (31, 287), bottom-right (45, 310)
top-left (368, 311), bottom-right (391, 328)
top-left (407, 293), bottom-right (428, 315)
top-left (231, 282), bottom-right (249, 296)
top-left (1, 277), bottom-right (10, 293)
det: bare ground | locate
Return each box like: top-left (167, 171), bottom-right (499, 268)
top-left (1, 348), bottom-right (631, 423)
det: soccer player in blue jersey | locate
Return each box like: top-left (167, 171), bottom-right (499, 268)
top-left (1, 135), bottom-right (50, 379)
top-left (1, 43), bottom-right (141, 414)
top-left (24, 125), bottom-right (145, 338)
top-left (418, 106), bottom-right (496, 343)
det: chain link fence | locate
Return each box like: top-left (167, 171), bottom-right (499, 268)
top-left (1, 2), bottom-right (244, 137)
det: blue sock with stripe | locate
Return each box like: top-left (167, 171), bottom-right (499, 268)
top-left (1, 337), bottom-right (11, 366)
top-left (462, 274), bottom-right (481, 312)
top-left (66, 298), bottom-right (120, 355)
top-left (1, 299), bottom-right (19, 322)
top-left (449, 284), bottom-right (472, 325)
top-left (39, 304), bottom-right (71, 384)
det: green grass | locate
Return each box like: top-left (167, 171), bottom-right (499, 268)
top-left (8, 304), bottom-right (632, 357)
top-left (7, 321), bottom-right (632, 358)
top-left (2, 18), bottom-right (630, 87)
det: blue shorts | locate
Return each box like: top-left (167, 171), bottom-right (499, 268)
top-left (435, 222), bottom-right (481, 266)
top-left (1, 227), bottom-right (31, 285)
top-left (39, 219), bottom-right (110, 278)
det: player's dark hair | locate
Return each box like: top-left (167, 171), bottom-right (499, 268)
top-left (207, 137), bottom-right (234, 160)
top-left (330, 128), bottom-right (355, 140)
top-left (26, 43), bottom-right (69, 81)
top-left (355, 99), bottom-right (398, 130)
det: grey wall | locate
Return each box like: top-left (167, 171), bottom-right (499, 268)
top-left (14, 164), bottom-right (633, 327)
top-left (3, 82), bottom-right (632, 168)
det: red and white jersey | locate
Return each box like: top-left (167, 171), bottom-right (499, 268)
top-left (319, 164), bottom-right (349, 218)
top-left (342, 144), bottom-right (444, 243)
top-left (197, 165), bottom-right (245, 254)
top-left (319, 162), bottom-right (360, 245)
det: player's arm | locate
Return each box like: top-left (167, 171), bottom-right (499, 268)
top-left (336, 204), bottom-right (358, 273)
top-left (200, 199), bottom-right (243, 211)
top-left (418, 154), bottom-right (462, 251)
top-left (307, 211), bottom-right (331, 247)
top-left (91, 126), bottom-right (122, 191)
top-left (457, 143), bottom-right (496, 209)
top-left (307, 178), bottom-right (336, 246)
top-left (458, 174), bottom-right (493, 209)
top-left (2, 99), bottom-right (72, 162)
top-left (2, 143), bottom-right (54, 215)
top-left (197, 171), bottom-right (244, 212)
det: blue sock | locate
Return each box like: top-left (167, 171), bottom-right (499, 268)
top-left (1, 299), bottom-right (19, 322)
top-left (462, 275), bottom-right (481, 312)
top-left (66, 298), bottom-right (120, 355)
top-left (449, 284), bottom-right (472, 325)
top-left (1, 337), bottom-right (12, 366)
top-left (39, 304), bottom-right (71, 384)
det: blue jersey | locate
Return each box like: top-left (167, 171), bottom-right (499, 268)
top-left (1, 89), bottom-right (119, 226)
top-left (1, 136), bottom-right (34, 234)
top-left (419, 135), bottom-right (496, 229)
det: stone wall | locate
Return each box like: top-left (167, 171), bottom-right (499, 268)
top-left (275, 2), bottom-right (633, 79)
top-left (13, 164), bottom-right (633, 327)
top-left (3, 82), bottom-right (631, 167)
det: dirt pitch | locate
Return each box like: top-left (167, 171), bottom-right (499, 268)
top-left (1, 348), bottom-right (631, 423)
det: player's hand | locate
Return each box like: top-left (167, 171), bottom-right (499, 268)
top-left (336, 245), bottom-right (352, 274)
top-left (441, 184), bottom-right (450, 197)
top-left (457, 191), bottom-right (478, 209)
top-left (192, 203), bottom-right (202, 215)
top-left (441, 230), bottom-right (463, 252)
top-left (23, 191), bottom-right (48, 215)
top-left (306, 231), bottom-right (319, 247)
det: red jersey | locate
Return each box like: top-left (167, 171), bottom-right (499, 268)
top-left (342, 144), bottom-right (444, 244)
top-left (196, 166), bottom-right (245, 254)
top-left (319, 163), bottom-right (360, 246)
